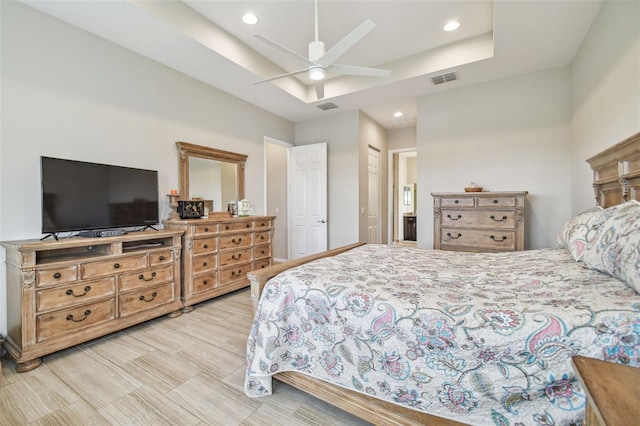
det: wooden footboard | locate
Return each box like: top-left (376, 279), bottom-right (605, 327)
top-left (246, 242), bottom-right (467, 426)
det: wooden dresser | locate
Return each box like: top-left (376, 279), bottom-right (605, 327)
top-left (432, 191), bottom-right (527, 252)
top-left (1, 230), bottom-right (183, 372)
top-left (163, 214), bottom-right (275, 311)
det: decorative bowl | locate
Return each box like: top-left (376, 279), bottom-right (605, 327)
top-left (464, 187), bottom-right (483, 192)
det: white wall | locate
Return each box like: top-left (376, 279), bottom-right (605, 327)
top-left (0, 2), bottom-right (294, 336)
top-left (388, 126), bottom-right (417, 151)
top-left (417, 67), bottom-right (572, 250)
top-left (570, 0), bottom-right (640, 213)
top-left (295, 111), bottom-right (361, 249)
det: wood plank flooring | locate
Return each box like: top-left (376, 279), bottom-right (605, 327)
top-left (0, 288), bottom-right (371, 425)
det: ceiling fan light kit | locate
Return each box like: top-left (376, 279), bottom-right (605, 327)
top-left (252, 0), bottom-right (391, 99)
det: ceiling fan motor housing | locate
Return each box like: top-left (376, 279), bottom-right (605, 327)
top-left (309, 40), bottom-right (325, 62)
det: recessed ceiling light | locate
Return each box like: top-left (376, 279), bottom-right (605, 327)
top-left (242, 13), bottom-right (258, 25)
top-left (444, 20), bottom-right (460, 32)
top-left (393, 112), bottom-right (403, 117)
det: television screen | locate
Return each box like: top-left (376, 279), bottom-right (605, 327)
top-left (41, 157), bottom-right (159, 234)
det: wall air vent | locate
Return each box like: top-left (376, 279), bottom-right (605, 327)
top-left (430, 71), bottom-right (458, 85)
top-left (316, 102), bottom-right (338, 111)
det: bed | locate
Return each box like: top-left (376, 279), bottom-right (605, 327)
top-left (245, 131), bottom-right (640, 426)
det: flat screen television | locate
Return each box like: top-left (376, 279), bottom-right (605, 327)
top-left (41, 156), bottom-right (159, 236)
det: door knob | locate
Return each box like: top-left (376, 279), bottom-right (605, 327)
top-left (317, 219), bottom-right (326, 223)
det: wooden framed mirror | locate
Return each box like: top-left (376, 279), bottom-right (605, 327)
top-left (176, 141), bottom-right (247, 212)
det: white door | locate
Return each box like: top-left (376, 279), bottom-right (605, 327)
top-left (288, 143), bottom-right (328, 259)
top-left (368, 146), bottom-right (381, 243)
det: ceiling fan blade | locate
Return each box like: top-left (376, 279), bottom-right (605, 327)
top-left (316, 20), bottom-right (376, 68)
top-left (253, 33), bottom-right (315, 68)
top-left (252, 68), bottom-right (310, 85)
top-left (314, 81), bottom-right (325, 99)
top-left (327, 64), bottom-right (391, 78)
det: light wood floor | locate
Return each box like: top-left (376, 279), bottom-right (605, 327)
top-left (0, 288), bottom-right (371, 425)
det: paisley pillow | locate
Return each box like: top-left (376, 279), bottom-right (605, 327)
top-left (582, 200), bottom-right (640, 292)
top-left (556, 206), bottom-right (604, 261)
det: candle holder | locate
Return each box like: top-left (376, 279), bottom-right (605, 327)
top-left (167, 194), bottom-right (180, 220)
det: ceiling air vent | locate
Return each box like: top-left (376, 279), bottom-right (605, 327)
top-left (431, 71), bottom-right (458, 85)
top-left (316, 102), bottom-right (338, 111)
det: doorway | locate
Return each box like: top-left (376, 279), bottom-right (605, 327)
top-left (388, 149), bottom-right (417, 244)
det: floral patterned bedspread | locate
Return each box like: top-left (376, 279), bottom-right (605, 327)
top-left (245, 244), bottom-right (640, 425)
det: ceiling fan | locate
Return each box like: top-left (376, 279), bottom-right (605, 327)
top-left (252, 0), bottom-right (391, 99)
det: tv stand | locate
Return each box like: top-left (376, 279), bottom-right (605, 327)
top-left (1, 230), bottom-right (184, 372)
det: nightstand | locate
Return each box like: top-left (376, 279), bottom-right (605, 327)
top-left (572, 356), bottom-right (640, 425)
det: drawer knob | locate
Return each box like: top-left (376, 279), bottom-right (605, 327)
top-left (139, 292), bottom-right (158, 302)
top-left (66, 309), bottom-right (91, 322)
top-left (53, 272), bottom-right (62, 279)
top-left (260, 235), bottom-right (265, 240)
top-left (225, 225), bottom-right (230, 230)
top-left (447, 232), bottom-right (462, 239)
top-left (246, 224), bottom-right (251, 228)
top-left (261, 250), bottom-right (265, 255)
top-left (203, 244), bottom-right (209, 249)
top-left (490, 235), bottom-right (507, 242)
top-left (204, 227), bottom-right (210, 232)
top-left (447, 214), bottom-right (462, 221)
top-left (454, 200), bottom-right (459, 204)
top-left (232, 238), bottom-right (242, 244)
top-left (138, 272), bottom-right (157, 282)
top-left (203, 280), bottom-right (209, 285)
top-left (203, 261), bottom-right (208, 267)
top-left (490, 215), bottom-right (508, 222)
top-left (493, 200), bottom-right (499, 204)
top-left (159, 255), bottom-right (165, 261)
top-left (66, 286), bottom-right (91, 297)
top-left (232, 253), bottom-right (242, 260)
top-left (113, 263), bottom-right (120, 269)
top-left (231, 269), bottom-right (242, 277)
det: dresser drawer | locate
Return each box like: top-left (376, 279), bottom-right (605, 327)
top-left (254, 231), bottom-right (271, 245)
top-left (440, 197), bottom-right (475, 207)
top-left (37, 278), bottom-right (115, 312)
top-left (37, 298), bottom-right (116, 341)
top-left (220, 222), bottom-right (253, 233)
top-left (192, 254), bottom-right (217, 274)
top-left (82, 254), bottom-right (147, 279)
top-left (219, 248), bottom-right (252, 267)
top-left (219, 233), bottom-right (252, 250)
top-left (193, 272), bottom-right (219, 293)
top-left (220, 263), bottom-right (252, 283)
top-left (253, 258), bottom-right (272, 270)
top-left (119, 282), bottom-right (175, 317)
top-left (441, 228), bottom-right (516, 251)
top-left (441, 210), bottom-right (516, 229)
top-left (150, 250), bottom-right (173, 266)
top-left (194, 224), bottom-right (218, 236)
top-left (37, 265), bottom-right (78, 287)
top-left (254, 244), bottom-right (271, 260)
top-left (119, 265), bottom-right (174, 292)
top-left (193, 237), bottom-right (217, 255)
top-left (253, 219), bottom-right (272, 229)
top-left (476, 196), bottom-right (516, 207)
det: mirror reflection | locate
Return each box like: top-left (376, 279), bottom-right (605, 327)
top-left (176, 141), bottom-right (246, 212)
top-left (188, 157), bottom-right (238, 212)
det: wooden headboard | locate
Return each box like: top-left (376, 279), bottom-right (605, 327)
top-left (587, 131), bottom-right (640, 208)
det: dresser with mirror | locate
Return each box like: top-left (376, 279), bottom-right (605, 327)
top-left (164, 142), bottom-right (275, 311)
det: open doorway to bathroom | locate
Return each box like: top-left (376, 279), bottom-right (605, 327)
top-left (389, 149), bottom-right (417, 245)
